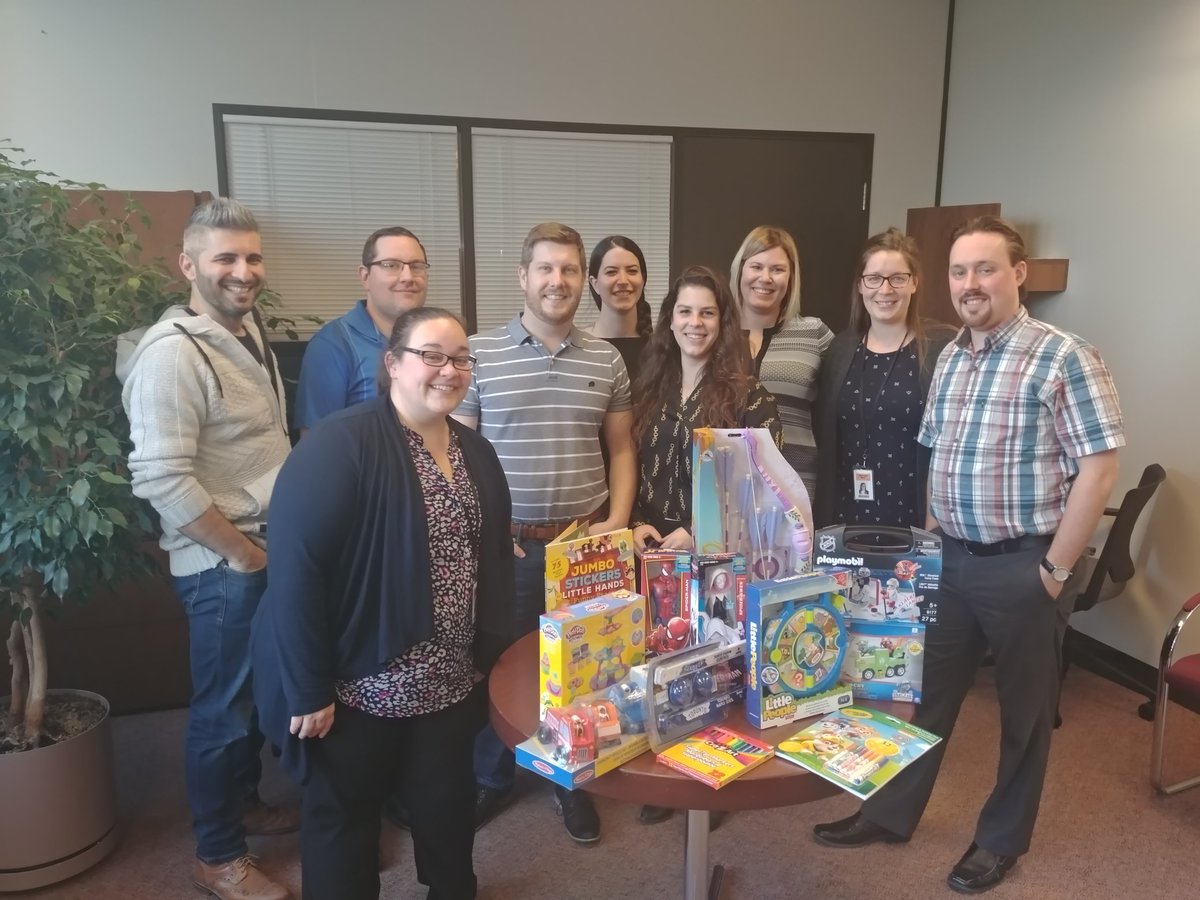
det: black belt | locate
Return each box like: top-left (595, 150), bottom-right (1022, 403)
top-left (944, 533), bottom-right (1052, 557)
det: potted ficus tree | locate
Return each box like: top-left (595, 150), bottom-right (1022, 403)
top-left (0, 145), bottom-right (173, 890)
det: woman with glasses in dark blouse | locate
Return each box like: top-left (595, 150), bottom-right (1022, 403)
top-left (252, 307), bottom-right (513, 900)
top-left (813, 228), bottom-right (954, 530)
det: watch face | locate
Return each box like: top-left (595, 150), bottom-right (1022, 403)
top-left (1052, 568), bottom-right (1071, 583)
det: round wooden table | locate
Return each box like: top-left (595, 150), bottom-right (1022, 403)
top-left (488, 632), bottom-right (908, 899)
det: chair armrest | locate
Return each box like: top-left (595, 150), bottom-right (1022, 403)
top-left (1160, 593), bottom-right (1200, 674)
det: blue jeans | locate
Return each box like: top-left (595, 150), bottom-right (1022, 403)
top-left (474, 538), bottom-right (546, 791)
top-left (173, 562), bottom-right (268, 863)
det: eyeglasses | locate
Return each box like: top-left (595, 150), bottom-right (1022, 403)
top-left (861, 272), bottom-right (913, 290)
top-left (398, 347), bottom-right (477, 371)
top-left (368, 259), bottom-right (431, 275)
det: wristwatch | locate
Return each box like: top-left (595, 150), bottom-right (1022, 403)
top-left (1040, 558), bottom-right (1072, 583)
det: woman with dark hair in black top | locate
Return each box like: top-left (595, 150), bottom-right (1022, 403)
top-left (586, 235), bottom-right (653, 384)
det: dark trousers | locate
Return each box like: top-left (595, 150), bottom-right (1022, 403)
top-left (473, 537), bottom-right (547, 791)
top-left (861, 537), bottom-right (1077, 857)
top-left (301, 693), bottom-right (482, 900)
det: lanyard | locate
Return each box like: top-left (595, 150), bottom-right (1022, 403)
top-left (853, 334), bottom-right (908, 467)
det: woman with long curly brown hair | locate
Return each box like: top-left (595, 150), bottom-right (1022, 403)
top-left (630, 266), bottom-right (782, 552)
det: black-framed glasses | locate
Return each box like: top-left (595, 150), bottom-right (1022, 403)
top-left (399, 347), bottom-right (476, 371)
top-left (861, 272), bottom-right (913, 290)
top-left (368, 259), bottom-right (431, 275)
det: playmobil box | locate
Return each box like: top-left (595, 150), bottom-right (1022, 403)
top-left (813, 525), bottom-right (942, 626)
top-left (538, 591), bottom-right (647, 712)
top-left (841, 620), bottom-right (925, 703)
top-left (692, 428), bottom-right (814, 576)
top-left (745, 571), bottom-right (855, 730)
top-left (516, 678), bottom-right (652, 791)
top-left (690, 553), bottom-right (747, 646)
top-left (640, 550), bottom-right (694, 656)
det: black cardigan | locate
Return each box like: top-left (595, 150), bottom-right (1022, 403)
top-left (251, 395), bottom-right (514, 781)
top-left (812, 322), bottom-right (955, 528)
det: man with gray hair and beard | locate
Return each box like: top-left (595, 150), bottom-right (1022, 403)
top-left (119, 199), bottom-right (295, 900)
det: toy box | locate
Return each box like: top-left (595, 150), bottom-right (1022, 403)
top-left (516, 678), bottom-right (651, 791)
top-left (545, 521), bottom-right (636, 612)
top-left (841, 620), bottom-right (925, 703)
top-left (539, 591), bottom-right (646, 711)
top-left (813, 525), bottom-right (941, 626)
top-left (692, 428), bottom-right (814, 576)
top-left (690, 553), bottom-right (746, 646)
top-left (745, 571), bottom-right (855, 730)
top-left (640, 550), bottom-right (693, 656)
top-left (643, 640), bottom-right (747, 753)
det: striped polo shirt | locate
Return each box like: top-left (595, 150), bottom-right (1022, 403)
top-left (456, 314), bottom-right (632, 524)
top-left (919, 307), bottom-right (1124, 544)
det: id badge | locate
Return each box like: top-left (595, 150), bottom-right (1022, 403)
top-left (853, 468), bottom-right (875, 501)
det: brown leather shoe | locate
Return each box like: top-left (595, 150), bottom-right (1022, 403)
top-left (242, 801), bottom-right (300, 836)
top-left (192, 855), bottom-right (291, 900)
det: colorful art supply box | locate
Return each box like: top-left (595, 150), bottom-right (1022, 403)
top-left (539, 591), bottom-right (646, 711)
top-left (544, 523), bottom-right (636, 612)
top-left (745, 572), bottom-right (855, 730)
top-left (841, 620), bottom-right (925, 703)
top-left (640, 550), bottom-right (693, 656)
top-left (813, 525), bottom-right (941, 625)
top-left (690, 553), bottom-right (746, 646)
top-left (692, 428), bottom-right (814, 576)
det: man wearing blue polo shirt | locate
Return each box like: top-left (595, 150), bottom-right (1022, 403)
top-left (295, 226), bottom-right (429, 433)
top-left (814, 216), bottom-right (1124, 894)
top-left (455, 222), bottom-right (636, 845)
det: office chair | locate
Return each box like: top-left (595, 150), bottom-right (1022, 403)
top-left (1150, 592), bottom-right (1200, 794)
top-left (1071, 463), bottom-right (1166, 614)
top-left (1060, 463), bottom-right (1165, 723)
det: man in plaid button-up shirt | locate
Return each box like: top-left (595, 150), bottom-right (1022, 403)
top-left (815, 216), bottom-right (1124, 893)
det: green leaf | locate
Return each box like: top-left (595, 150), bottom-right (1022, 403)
top-left (65, 374), bottom-right (83, 397)
top-left (98, 470), bottom-right (128, 485)
top-left (78, 509), bottom-right (99, 542)
top-left (95, 436), bottom-right (122, 456)
top-left (48, 380), bottom-right (65, 404)
top-left (102, 507), bottom-right (128, 527)
top-left (69, 478), bottom-right (91, 507)
top-left (96, 517), bottom-right (114, 538)
top-left (52, 567), bottom-right (69, 598)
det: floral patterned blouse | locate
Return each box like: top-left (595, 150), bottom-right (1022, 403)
top-left (336, 426), bottom-right (481, 718)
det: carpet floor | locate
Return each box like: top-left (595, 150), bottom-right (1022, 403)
top-left (13, 664), bottom-right (1200, 899)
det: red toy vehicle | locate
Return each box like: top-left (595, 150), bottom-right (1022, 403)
top-left (537, 700), bottom-right (622, 765)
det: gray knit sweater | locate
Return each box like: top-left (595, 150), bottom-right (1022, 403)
top-left (118, 306), bottom-right (291, 576)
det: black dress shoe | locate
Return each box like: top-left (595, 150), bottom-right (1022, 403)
top-left (554, 786), bottom-right (600, 843)
top-left (813, 812), bottom-right (909, 848)
top-left (638, 804), bottom-right (673, 824)
top-left (474, 785), bottom-right (513, 831)
top-left (947, 843), bottom-right (1018, 894)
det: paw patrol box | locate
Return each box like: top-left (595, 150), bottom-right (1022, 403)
top-left (745, 571), bottom-right (855, 730)
top-left (539, 591), bottom-right (647, 712)
top-left (842, 620), bottom-right (925, 703)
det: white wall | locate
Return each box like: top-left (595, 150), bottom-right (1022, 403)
top-left (942, 0), bottom-right (1200, 664)
top-left (0, 0), bottom-right (949, 235)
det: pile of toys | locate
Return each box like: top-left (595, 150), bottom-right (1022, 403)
top-left (515, 429), bottom-right (942, 793)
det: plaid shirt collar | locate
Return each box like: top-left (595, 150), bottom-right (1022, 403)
top-left (953, 305), bottom-right (1029, 354)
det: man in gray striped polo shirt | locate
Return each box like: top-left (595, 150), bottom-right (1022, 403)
top-left (455, 222), bottom-right (635, 844)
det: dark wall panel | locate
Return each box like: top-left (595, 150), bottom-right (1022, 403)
top-left (672, 133), bottom-right (873, 333)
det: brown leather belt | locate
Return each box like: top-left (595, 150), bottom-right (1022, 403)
top-left (510, 520), bottom-right (575, 542)
top-left (511, 505), bottom-right (606, 542)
